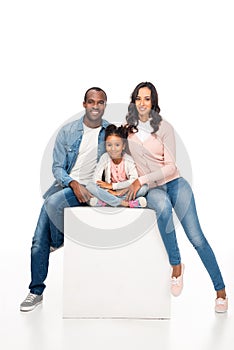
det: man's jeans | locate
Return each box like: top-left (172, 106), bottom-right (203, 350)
top-left (29, 187), bottom-right (84, 295)
top-left (146, 177), bottom-right (225, 291)
top-left (86, 182), bottom-right (148, 206)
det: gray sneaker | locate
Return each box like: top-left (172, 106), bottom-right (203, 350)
top-left (20, 293), bottom-right (43, 312)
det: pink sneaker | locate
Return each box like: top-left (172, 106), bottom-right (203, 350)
top-left (89, 197), bottom-right (107, 207)
top-left (171, 263), bottom-right (185, 297)
top-left (129, 197), bottom-right (147, 208)
top-left (215, 298), bottom-right (228, 313)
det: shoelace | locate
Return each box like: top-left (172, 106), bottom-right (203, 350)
top-left (25, 293), bottom-right (37, 302)
top-left (171, 277), bottom-right (181, 286)
top-left (216, 298), bottom-right (226, 305)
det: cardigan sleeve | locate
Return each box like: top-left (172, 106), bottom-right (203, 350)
top-left (137, 121), bottom-right (179, 186)
top-left (92, 153), bottom-right (109, 182)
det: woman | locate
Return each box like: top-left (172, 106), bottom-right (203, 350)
top-left (124, 81), bottom-right (228, 313)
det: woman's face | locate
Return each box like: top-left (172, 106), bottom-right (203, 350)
top-left (135, 87), bottom-right (152, 122)
top-left (105, 135), bottom-right (125, 160)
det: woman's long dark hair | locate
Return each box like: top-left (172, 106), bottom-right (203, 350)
top-left (126, 82), bottom-right (162, 134)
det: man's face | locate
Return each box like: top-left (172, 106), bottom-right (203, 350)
top-left (83, 90), bottom-right (107, 127)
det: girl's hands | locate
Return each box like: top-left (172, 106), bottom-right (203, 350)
top-left (95, 179), bottom-right (142, 200)
top-left (108, 188), bottom-right (128, 196)
top-left (96, 180), bottom-right (112, 190)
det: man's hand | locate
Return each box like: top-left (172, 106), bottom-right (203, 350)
top-left (125, 179), bottom-right (141, 201)
top-left (69, 180), bottom-right (92, 203)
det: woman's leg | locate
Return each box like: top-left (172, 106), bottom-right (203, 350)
top-left (146, 187), bottom-right (181, 266)
top-left (168, 177), bottom-right (226, 293)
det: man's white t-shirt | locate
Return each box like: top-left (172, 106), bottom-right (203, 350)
top-left (69, 124), bottom-right (101, 185)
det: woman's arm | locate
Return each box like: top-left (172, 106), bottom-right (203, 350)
top-left (134, 121), bottom-right (178, 187)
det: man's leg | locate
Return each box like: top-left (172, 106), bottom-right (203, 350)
top-left (20, 188), bottom-right (82, 311)
top-left (29, 205), bottom-right (51, 295)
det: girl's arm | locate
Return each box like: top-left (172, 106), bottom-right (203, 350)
top-left (93, 153), bottom-right (109, 182)
top-left (96, 180), bottom-right (112, 189)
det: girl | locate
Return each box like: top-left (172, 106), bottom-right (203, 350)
top-left (86, 124), bottom-right (148, 208)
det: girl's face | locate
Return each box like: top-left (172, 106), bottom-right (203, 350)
top-left (105, 135), bottom-right (125, 160)
top-left (135, 87), bottom-right (152, 122)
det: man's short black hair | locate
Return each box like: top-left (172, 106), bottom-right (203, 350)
top-left (84, 87), bottom-right (107, 102)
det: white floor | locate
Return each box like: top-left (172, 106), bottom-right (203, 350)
top-left (1, 240), bottom-right (233, 350)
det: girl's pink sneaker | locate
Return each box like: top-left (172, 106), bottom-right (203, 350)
top-left (129, 197), bottom-right (147, 208)
top-left (89, 197), bottom-right (107, 207)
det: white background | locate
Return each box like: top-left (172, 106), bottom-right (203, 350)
top-left (1, 0), bottom-right (233, 259)
top-left (0, 1), bottom-right (234, 349)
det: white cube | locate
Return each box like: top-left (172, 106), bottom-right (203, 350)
top-left (63, 207), bottom-right (171, 319)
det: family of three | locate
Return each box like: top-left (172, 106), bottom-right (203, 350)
top-left (20, 82), bottom-right (228, 313)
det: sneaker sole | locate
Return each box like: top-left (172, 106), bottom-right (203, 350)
top-left (215, 309), bottom-right (228, 313)
top-left (20, 300), bottom-right (43, 312)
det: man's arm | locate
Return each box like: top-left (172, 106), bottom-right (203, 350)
top-left (52, 127), bottom-right (74, 187)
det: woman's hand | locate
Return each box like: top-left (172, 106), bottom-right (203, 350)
top-left (125, 179), bottom-right (141, 201)
top-left (96, 180), bottom-right (112, 189)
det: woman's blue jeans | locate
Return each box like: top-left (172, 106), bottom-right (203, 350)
top-left (86, 182), bottom-right (148, 206)
top-left (29, 187), bottom-right (84, 295)
top-left (146, 177), bottom-right (225, 291)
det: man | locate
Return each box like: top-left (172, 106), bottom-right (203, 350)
top-left (20, 87), bottom-right (109, 312)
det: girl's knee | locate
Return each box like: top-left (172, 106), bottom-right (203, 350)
top-left (136, 184), bottom-right (149, 197)
top-left (86, 182), bottom-right (96, 192)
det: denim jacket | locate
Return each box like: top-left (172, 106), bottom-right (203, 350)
top-left (43, 116), bottom-right (109, 199)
